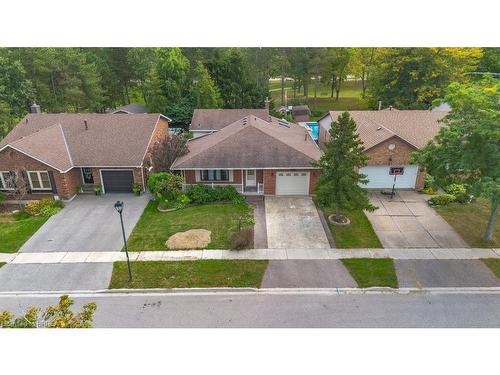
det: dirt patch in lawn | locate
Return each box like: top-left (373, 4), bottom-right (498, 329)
top-left (0, 204), bottom-right (21, 213)
top-left (165, 229), bottom-right (212, 249)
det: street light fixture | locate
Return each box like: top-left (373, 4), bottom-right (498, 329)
top-left (114, 200), bottom-right (132, 281)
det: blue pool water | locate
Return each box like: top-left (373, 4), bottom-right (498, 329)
top-left (306, 122), bottom-right (319, 141)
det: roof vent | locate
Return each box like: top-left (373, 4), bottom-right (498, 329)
top-left (278, 119), bottom-right (290, 128)
top-left (376, 126), bottom-right (382, 131)
top-left (84, 119), bottom-right (88, 131)
top-left (242, 116), bottom-right (248, 126)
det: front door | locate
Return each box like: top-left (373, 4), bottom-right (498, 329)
top-left (246, 169), bottom-right (256, 187)
top-left (82, 168), bottom-right (94, 184)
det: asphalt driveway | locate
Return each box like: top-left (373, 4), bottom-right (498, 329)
top-left (265, 197), bottom-right (330, 249)
top-left (365, 190), bottom-right (468, 248)
top-left (0, 263), bottom-right (113, 291)
top-left (396, 260), bottom-right (500, 288)
top-left (20, 194), bottom-right (149, 252)
top-left (262, 260), bottom-right (356, 288)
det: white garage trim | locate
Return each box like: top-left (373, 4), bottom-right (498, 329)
top-left (276, 171), bottom-right (310, 195)
top-left (360, 165), bottom-right (418, 189)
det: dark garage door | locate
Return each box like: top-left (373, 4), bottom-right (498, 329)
top-left (101, 170), bottom-right (134, 193)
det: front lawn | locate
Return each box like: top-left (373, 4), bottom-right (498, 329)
top-left (341, 258), bottom-right (398, 288)
top-left (482, 259), bottom-right (500, 278)
top-left (126, 202), bottom-right (252, 250)
top-left (0, 262), bottom-right (5, 268)
top-left (0, 211), bottom-right (48, 253)
top-left (109, 260), bottom-right (269, 289)
top-left (434, 198), bottom-right (500, 247)
top-left (323, 209), bottom-right (382, 248)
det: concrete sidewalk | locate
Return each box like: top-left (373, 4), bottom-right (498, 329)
top-left (1, 247), bottom-right (499, 264)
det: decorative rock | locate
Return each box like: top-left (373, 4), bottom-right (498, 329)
top-left (165, 229), bottom-right (211, 249)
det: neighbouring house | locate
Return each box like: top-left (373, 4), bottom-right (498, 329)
top-left (292, 105), bottom-right (311, 122)
top-left (189, 108), bottom-right (270, 138)
top-left (111, 103), bottom-right (149, 114)
top-left (0, 107), bottom-right (169, 201)
top-left (172, 115), bottom-right (321, 196)
top-left (318, 109), bottom-right (447, 190)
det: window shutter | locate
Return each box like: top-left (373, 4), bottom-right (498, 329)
top-left (21, 170), bottom-right (32, 193)
top-left (229, 170), bottom-right (233, 182)
top-left (195, 171), bottom-right (200, 182)
top-left (8, 171), bottom-right (17, 190)
top-left (48, 171), bottom-right (57, 193)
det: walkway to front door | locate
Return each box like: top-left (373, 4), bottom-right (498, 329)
top-left (264, 196), bottom-right (330, 249)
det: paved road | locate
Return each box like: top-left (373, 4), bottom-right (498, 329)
top-left (366, 190), bottom-right (468, 248)
top-left (20, 194), bottom-right (149, 252)
top-left (1, 291), bottom-right (498, 327)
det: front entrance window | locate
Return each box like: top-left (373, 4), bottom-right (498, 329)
top-left (28, 171), bottom-right (51, 190)
top-left (82, 168), bottom-right (94, 184)
top-left (246, 169), bottom-right (256, 186)
top-left (200, 170), bottom-right (229, 181)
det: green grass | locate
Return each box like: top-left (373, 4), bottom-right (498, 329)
top-left (324, 209), bottom-right (382, 248)
top-left (482, 259), bottom-right (500, 278)
top-left (0, 262), bottom-right (5, 268)
top-left (434, 198), bottom-right (500, 248)
top-left (0, 211), bottom-right (48, 253)
top-left (126, 202), bottom-right (252, 251)
top-left (109, 260), bottom-right (269, 289)
top-left (341, 258), bottom-right (398, 288)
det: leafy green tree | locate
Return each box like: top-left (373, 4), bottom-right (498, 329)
top-left (478, 48), bottom-right (500, 73)
top-left (143, 66), bottom-right (168, 113)
top-left (413, 77), bottom-right (500, 242)
top-left (191, 61), bottom-right (222, 108)
top-left (313, 112), bottom-right (374, 222)
top-left (156, 48), bottom-right (190, 103)
top-left (0, 49), bottom-right (34, 114)
top-left (367, 48), bottom-right (483, 109)
top-left (348, 48), bottom-right (377, 98)
top-left (0, 295), bottom-right (96, 328)
top-left (320, 48), bottom-right (351, 101)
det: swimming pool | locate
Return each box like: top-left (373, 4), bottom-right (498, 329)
top-left (306, 122), bottom-right (319, 141)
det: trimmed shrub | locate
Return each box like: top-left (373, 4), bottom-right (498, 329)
top-left (25, 199), bottom-right (64, 217)
top-left (186, 184), bottom-right (245, 205)
top-left (230, 228), bottom-right (254, 250)
top-left (445, 183), bottom-right (466, 196)
top-left (147, 172), bottom-right (183, 200)
top-left (173, 193), bottom-right (191, 209)
top-left (428, 194), bottom-right (456, 206)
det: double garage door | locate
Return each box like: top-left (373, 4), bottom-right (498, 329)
top-left (101, 170), bottom-right (134, 193)
top-left (360, 165), bottom-right (418, 189)
top-left (276, 171), bottom-right (310, 195)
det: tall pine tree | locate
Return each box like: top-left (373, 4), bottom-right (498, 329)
top-left (313, 112), bottom-right (374, 222)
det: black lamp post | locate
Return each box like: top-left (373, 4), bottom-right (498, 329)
top-left (114, 200), bottom-right (132, 281)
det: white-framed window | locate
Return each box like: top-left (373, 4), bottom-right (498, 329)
top-left (27, 171), bottom-right (52, 190)
top-left (199, 170), bottom-right (229, 182)
top-left (0, 171), bottom-right (15, 191)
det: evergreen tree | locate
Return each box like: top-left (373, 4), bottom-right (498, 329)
top-left (313, 112), bottom-right (374, 222)
top-left (191, 61), bottom-right (222, 108)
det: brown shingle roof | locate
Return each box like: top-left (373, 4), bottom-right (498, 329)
top-left (173, 116), bottom-right (321, 169)
top-left (321, 110), bottom-right (446, 150)
top-left (190, 108), bottom-right (269, 131)
top-left (0, 113), bottom-right (164, 171)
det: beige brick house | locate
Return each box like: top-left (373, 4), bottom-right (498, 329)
top-left (318, 109), bottom-right (447, 190)
top-left (0, 112), bottom-right (169, 201)
top-left (172, 114), bottom-right (321, 195)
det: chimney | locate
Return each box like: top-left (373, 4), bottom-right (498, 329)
top-left (84, 119), bottom-right (88, 131)
top-left (30, 102), bottom-right (41, 114)
top-left (264, 97), bottom-right (270, 111)
top-left (378, 101), bottom-right (382, 111)
top-left (389, 105), bottom-right (393, 111)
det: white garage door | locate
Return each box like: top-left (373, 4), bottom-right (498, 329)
top-left (276, 171), bottom-right (310, 195)
top-left (360, 165), bottom-right (418, 189)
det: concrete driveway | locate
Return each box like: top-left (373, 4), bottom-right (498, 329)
top-left (20, 194), bottom-right (149, 252)
top-left (396, 260), bottom-right (500, 288)
top-left (365, 191), bottom-right (468, 248)
top-left (0, 263), bottom-right (113, 291)
top-left (262, 260), bottom-right (356, 288)
top-left (265, 197), bottom-right (330, 249)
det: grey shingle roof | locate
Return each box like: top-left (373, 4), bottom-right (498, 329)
top-left (173, 115), bottom-right (321, 169)
top-left (111, 103), bottom-right (149, 114)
